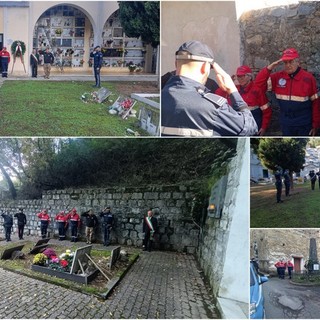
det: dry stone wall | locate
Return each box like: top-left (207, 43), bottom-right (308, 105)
top-left (239, 2), bottom-right (320, 87)
top-left (0, 185), bottom-right (201, 252)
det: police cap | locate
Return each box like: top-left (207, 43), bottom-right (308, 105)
top-left (94, 45), bottom-right (101, 50)
top-left (176, 40), bottom-right (214, 65)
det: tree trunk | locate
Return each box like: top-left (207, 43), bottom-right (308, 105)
top-left (0, 163), bottom-right (17, 199)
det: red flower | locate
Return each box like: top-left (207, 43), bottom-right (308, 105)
top-left (60, 259), bottom-right (68, 267)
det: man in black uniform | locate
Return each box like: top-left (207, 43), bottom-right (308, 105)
top-left (274, 166), bottom-right (283, 203)
top-left (309, 170), bottom-right (317, 190)
top-left (143, 209), bottom-right (158, 252)
top-left (283, 169), bottom-right (291, 197)
top-left (161, 40), bottom-right (258, 136)
top-left (99, 206), bottom-right (114, 246)
top-left (14, 208), bottom-right (27, 240)
top-left (30, 48), bottom-right (40, 78)
top-left (1, 211), bottom-right (13, 241)
top-left (90, 46), bottom-right (103, 88)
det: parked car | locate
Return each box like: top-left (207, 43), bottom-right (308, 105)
top-left (250, 261), bottom-right (268, 319)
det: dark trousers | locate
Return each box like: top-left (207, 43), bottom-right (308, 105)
top-left (143, 231), bottom-right (154, 251)
top-left (281, 124), bottom-right (311, 136)
top-left (288, 267), bottom-right (293, 278)
top-left (280, 267), bottom-right (285, 279)
top-left (18, 224), bottom-right (25, 239)
top-left (31, 64), bottom-right (38, 77)
top-left (70, 223), bottom-right (78, 242)
top-left (276, 182), bottom-right (282, 202)
top-left (4, 225), bottom-right (12, 241)
top-left (94, 66), bottom-right (101, 87)
top-left (284, 182), bottom-right (290, 196)
top-left (311, 180), bottom-right (316, 190)
top-left (104, 225), bottom-right (111, 245)
top-left (40, 221), bottom-right (48, 238)
top-left (1, 60), bottom-right (8, 77)
top-left (57, 222), bottom-right (66, 240)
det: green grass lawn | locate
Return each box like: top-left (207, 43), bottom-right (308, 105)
top-left (251, 182), bottom-right (320, 228)
top-left (0, 80), bottom-right (153, 136)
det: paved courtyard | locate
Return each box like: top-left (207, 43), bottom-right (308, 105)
top-left (0, 237), bottom-right (218, 319)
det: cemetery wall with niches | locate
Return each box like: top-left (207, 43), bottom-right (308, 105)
top-left (0, 185), bottom-right (201, 253)
top-left (239, 1), bottom-right (320, 87)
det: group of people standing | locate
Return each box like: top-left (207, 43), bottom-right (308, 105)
top-left (274, 166), bottom-right (291, 203)
top-left (161, 41), bottom-right (319, 137)
top-left (275, 259), bottom-right (294, 279)
top-left (308, 170), bottom-right (320, 191)
top-left (1, 207), bottom-right (159, 251)
top-left (37, 207), bottom-right (114, 245)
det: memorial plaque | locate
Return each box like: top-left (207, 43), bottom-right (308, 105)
top-left (29, 243), bottom-right (49, 254)
top-left (70, 245), bottom-right (92, 274)
top-left (108, 246), bottom-right (121, 269)
top-left (96, 87), bottom-right (111, 103)
top-left (1, 245), bottom-right (25, 260)
top-left (34, 238), bottom-right (50, 247)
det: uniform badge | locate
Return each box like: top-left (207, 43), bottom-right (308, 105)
top-left (278, 78), bottom-right (286, 87)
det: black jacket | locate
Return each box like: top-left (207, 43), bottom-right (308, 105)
top-left (81, 211), bottom-right (98, 227)
top-left (14, 212), bottom-right (27, 226)
top-left (1, 213), bottom-right (13, 227)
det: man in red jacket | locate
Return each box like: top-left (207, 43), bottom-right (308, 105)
top-left (0, 47), bottom-right (10, 78)
top-left (255, 48), bottom-right (320, 136)
top-left (37, 209), bottom-right (50, 239)
top-left (216, 65), bottom-right (272, 135)
top-left (66, 208), bottom-right (81, 242)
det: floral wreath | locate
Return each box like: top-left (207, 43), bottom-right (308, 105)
top-left (11, 40), bottom-right (26, 57)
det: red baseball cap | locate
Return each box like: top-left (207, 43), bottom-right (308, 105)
top-left (281, 48), bottom-right (299, 61)
top-left (236, 65), bottom-right (252, 76)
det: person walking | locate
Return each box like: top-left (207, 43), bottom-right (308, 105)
top-left (81, 209), bottom-right (98, 244)
top-left (37, 209), bottom-right (50, 238)
top-left (0, 47), bottom-right (10, 78)
top-left (1, 211), bottom-right (13, 242)
top-left (90, 46), bottom-right (103, 88)
top-left (55, 211), bottom-right (67, 241)
top-left (99, 206), bottom-right (114, 246)
top-left (143, 209), bottom-right (158, 252)
top-left (42, 47), bottom-right (54, 79)
top-left (65, 208), bottom-right (81, 242)
top-left (14, 208), bottom-right (27, 240)
top-left (30, 48), bottom-right (40, 78)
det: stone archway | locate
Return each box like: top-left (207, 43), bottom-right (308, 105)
top-left (32, 4), bottom-right (95, 71)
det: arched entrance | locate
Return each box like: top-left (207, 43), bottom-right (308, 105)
top-left (100, 9), bottom-right (146, 70)
top-left (33, 4), bottom-right (93, 71)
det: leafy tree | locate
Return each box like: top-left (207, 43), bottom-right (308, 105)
top-left (118, 1), bottom-right (160, 47)
top-left (257, 138), bottom-right (308, 189)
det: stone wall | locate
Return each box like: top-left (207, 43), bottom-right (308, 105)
top-left (197, 139), bottom-right (249, 312)
top-left (0, 185), bottom-right (201, 252)
top-left (250, 229), bottom-right (320, 274)
top-left (239, 2), bottom-right (320, 87)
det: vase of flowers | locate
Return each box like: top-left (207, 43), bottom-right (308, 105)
top-left (33, 253), bottom-right (48, 266)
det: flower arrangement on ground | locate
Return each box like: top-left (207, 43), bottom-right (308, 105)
top-left (47, 249), bottom-right (75, 273)
top-left (128, 62), bottom-right (136, 72)
top-left (33, 253), bottom-right (47, 266)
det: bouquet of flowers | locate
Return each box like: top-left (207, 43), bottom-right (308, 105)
top-left (48, 249), bottom-right (74, 273)
top-left (33, 253), bottom-right (47, 266)
top-left (120, 98), bottom-right (134, 109)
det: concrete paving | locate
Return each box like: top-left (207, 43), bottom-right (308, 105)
top-left (0, 234), bottom-right (218, 319)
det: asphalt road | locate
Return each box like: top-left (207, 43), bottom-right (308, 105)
top-left (263, 276), bottom-right (320, 319)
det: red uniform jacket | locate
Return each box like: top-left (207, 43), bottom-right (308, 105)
top-left (0, 50), bottom-right (10, 63)
top-left (255, 67), bottom-right (320, 128)
top-left (37, 211), bottom-right (50, 222)
top-left (55, 213), bottom-right (67, 226)
top-left (216, 81), bottom-right (271, 130)
top-left (66, 212), bottom-right (81, 227)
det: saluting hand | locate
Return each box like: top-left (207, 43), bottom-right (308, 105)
top-left (212, 62), bottom-right (237, 95)
top-left (267, 59), bottom-right (282, 71)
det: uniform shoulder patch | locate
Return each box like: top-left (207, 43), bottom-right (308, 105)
top-left (201, 92), bottom-right (227, 108)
